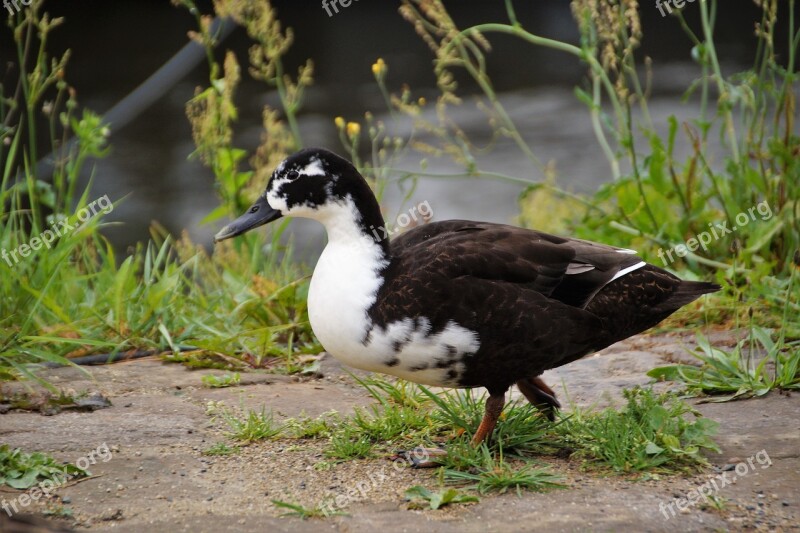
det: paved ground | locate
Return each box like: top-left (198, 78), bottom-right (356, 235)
top-left (1, 331), bottom-right (798, 532)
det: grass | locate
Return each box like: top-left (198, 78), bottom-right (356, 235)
top-left (443, 448), bottom-right (564, 495)
top-left (325, 425), bottom-right (374, 461)
top-left (0, 1), bottom-right (318, 388)
top-left (202, 442), bottom-right (238, 456)
top-left (0, 445), bottom-right (86, 489)
top-left (650, 327), bottom-right (800, 399)
top-left (404, 485), bottom-right (479, 510)
top-left (285, 412), bottom-right (336, 439)
top-left (43, 505), bottom-right (75, 519)
top-left (216, 405), bottom-right (285, 442)
top-left (422, 385), bottom-right (556, 455)
top-left (201, 372), bottom-right (241, 388)
top-left (284, 378), bottom-right (718, 486)
top-left (648, 265), bottom-right (800, 399)
top-left (557, 387), bottom-right (720, 474)
top-left (351, 401), bottom-right (432, 445)
top-left (190, 376), bottom-right (719, 510)
top-left (271, 499), bottom-right (335, 519)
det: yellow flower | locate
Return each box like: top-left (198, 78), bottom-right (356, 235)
top-left (334, 116), bottom-right (345, 129)
top-left (418, 97), bottom-right (426, 106)
top-left (371, 58), bottom-right (387, 78)
top-left (346, 122), bottom-right (361, 139)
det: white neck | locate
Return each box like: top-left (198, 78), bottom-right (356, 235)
top-left (306, 200), bottom-right (388, 366)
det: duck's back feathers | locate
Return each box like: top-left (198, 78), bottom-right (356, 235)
top-left (389, 220), bottom-right (647, 308)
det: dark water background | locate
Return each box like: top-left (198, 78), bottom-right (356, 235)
top-left (0, 0), bottom-right (785, 258)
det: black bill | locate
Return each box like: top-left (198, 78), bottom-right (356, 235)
top-left (213, 196), bottom-right (282, 242)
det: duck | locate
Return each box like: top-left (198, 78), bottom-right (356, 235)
top-left (214, 147), bottom-right (719, 445)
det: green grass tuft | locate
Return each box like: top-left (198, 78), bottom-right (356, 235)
top-left (404, 485), bottom-right (480, 510)
top-left (558, 387), bottom-right (720, 473)
top-left (0, 445), bottom-right (87, 489)
top-left (218, 406), bottom-right (285, 442)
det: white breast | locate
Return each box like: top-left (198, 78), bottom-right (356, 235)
top-left (305, 198), bottom-right (480, 387)
top-left (307, 236), bottom-right (386, 368)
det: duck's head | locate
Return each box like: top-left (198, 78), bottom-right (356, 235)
top-left (214, 148), bottom-right (385, 244)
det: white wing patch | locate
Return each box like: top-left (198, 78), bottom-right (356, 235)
top-left (566, 263), bottom-right (596, 275)
top-left (611, 261), bottom-right (646, 281)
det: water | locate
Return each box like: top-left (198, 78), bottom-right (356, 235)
top-left (0, 0), bottom-right (762, 257)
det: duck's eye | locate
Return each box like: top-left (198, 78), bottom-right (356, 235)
top-left (287, 170), bottom-right (300, 181)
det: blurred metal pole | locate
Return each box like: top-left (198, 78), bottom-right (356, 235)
top-left (28, 16), bottom-right (236, 182)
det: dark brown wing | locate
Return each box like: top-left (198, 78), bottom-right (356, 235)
top-left (389, 220), bottom-right (644, 308)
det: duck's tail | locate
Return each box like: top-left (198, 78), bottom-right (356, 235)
top-left (584, 266), bottom-right (721, 349)
top-left (653, 280), bottom-right (721, 313)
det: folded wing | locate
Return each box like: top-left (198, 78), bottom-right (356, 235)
top-left (390, 220), bottom-right (645, 309)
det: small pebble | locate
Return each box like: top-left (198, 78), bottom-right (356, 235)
top-left (61, 496), bottom-right (72, 504)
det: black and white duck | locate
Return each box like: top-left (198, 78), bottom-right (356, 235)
top-left (214, 148), bottom-right (719, 445)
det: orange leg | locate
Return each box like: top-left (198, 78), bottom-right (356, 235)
top-left (399, 392), bottom-right (506, 467)
top-left (516, 376), bottom-right (561, 421)
top-left (470, 393), bottom-right (506, 445)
